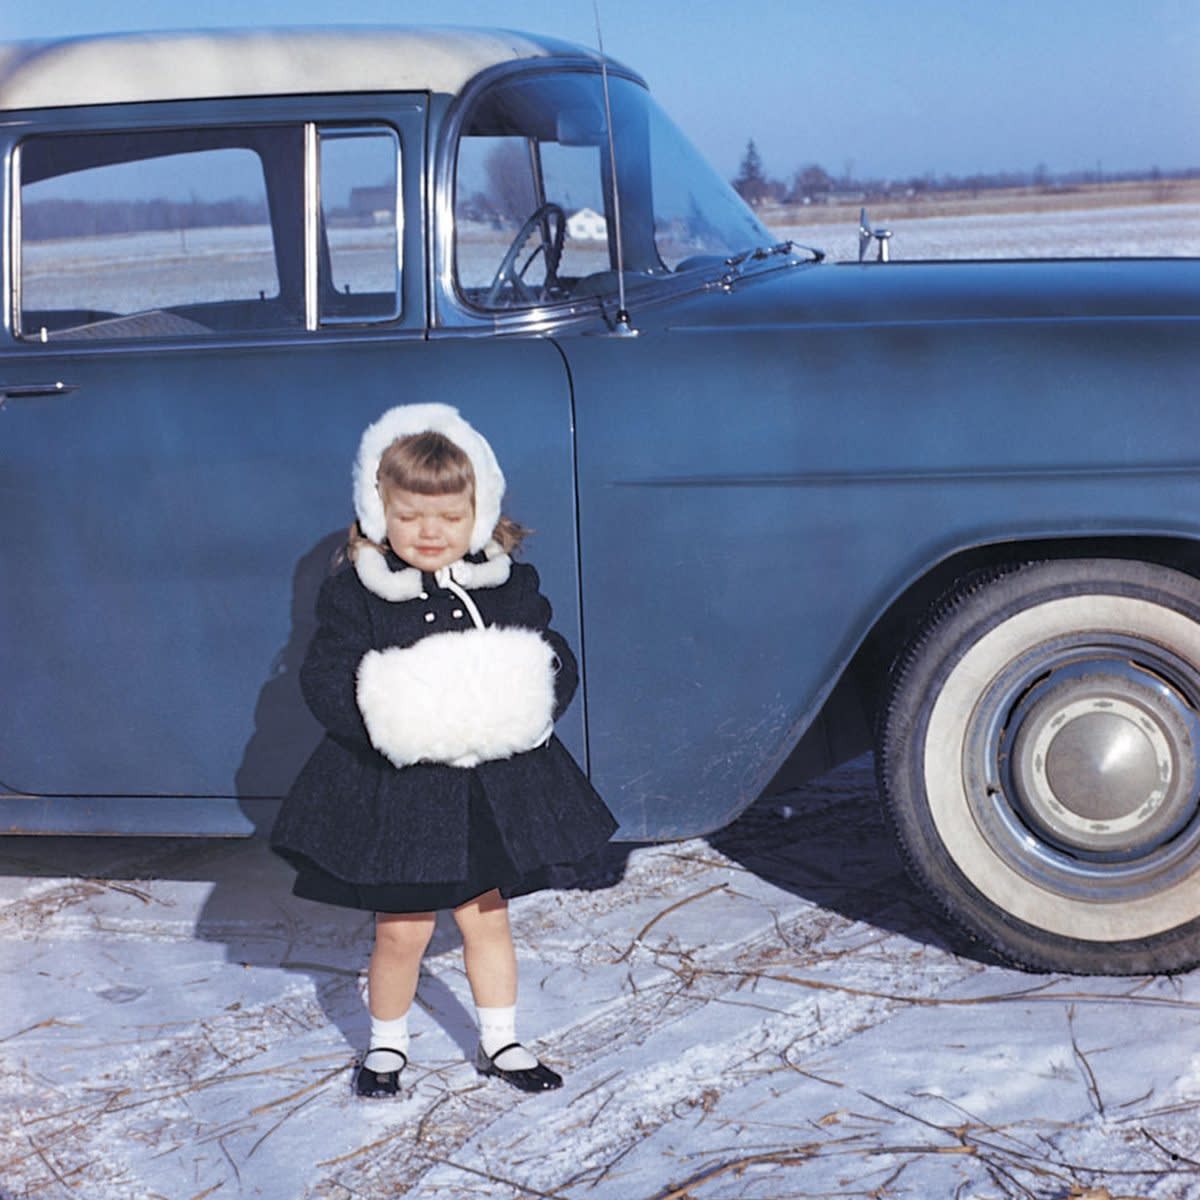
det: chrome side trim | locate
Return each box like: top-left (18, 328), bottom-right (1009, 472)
top-left (1, 380), bottom-right (79, 405)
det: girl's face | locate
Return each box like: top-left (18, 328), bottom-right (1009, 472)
top-left (382, 485), bottom-right (474, 572)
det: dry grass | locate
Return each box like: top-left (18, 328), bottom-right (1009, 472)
top-left (758, 178), bottom-right (1200, 228)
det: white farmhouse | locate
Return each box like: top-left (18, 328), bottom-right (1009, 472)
top-left (567, 206), bottom-right (607, 241)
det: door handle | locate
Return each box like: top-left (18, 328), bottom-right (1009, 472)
top-left (0, 381), bottom-right (79, 407)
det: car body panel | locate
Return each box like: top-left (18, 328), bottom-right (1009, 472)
top-left (659, 255), bottom-right (1200, 326)
top-left (565, 262), bottom-right (1200, 836)
top-left (0, 334), bottom-right (582, 830)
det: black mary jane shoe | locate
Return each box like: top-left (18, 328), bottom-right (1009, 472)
top-left (475, 1042), bottom-right (563, 1093)
top-left (354, 1048), bottom-right (407, 1099)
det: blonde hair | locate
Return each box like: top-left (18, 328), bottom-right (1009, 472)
top-left (347, 431), bottom-right (527, 561)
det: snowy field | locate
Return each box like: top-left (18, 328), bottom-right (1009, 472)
top-left (3, 757), bottom-right (1200, 1200)
top-left (772, 201), bottom-right (1200, 262)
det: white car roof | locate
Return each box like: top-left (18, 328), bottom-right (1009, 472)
top-left (0, 26), bottom-right (605, 112)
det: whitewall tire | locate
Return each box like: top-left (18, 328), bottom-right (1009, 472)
top-left (877, 559), bottom-right (1200, 974)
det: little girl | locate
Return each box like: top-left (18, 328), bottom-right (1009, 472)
top-left (271, 402), bottom-right (617, 1098)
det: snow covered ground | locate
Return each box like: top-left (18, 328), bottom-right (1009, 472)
top-left (772, 201), bottom-right (1200, 262)
top-left (3, 757), bottom-right (1200, 1200)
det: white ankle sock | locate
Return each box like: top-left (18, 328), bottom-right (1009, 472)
top-left (364, 1012), bottom-right (409, 1073)
top-left (477, 1004), bottom-right (537, 1070)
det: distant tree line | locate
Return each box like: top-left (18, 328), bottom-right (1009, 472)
top-left (22, 196), bottom-right (269, 240)
top-left (732, 137), bottom-right (1200, 207)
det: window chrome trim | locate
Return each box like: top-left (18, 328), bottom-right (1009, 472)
top-left (6, 94), bottom-right (426, 344)
top-left (303, 122), bottom-right (319, 331)
top-left (432, 56), bottom-right (646, 333)
top-left (316, 123), bottom-right (404, 327)
top-left (10, 139), bottom-right (23, 338)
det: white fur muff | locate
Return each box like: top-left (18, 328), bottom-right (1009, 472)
top-left (356, 627), bottom-right (556, 768)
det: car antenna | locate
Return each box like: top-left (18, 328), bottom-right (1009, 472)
top-left (593, 0), bottom-right (638, 336)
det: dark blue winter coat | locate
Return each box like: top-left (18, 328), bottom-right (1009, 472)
top-left (270, 549), bottom-right (616, 887)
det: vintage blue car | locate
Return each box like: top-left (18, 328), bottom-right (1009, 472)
top-left (2, 27), bottom-right (1199, 975)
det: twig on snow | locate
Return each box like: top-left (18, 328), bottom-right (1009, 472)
top-left (249, 1062), bottom-right (348, 1116)
top-left (28, 1134), bottom-right (84, 1196)
top-left (855, 1088), bottom-right (1072, 1191)
top-left (107, 1054), bottom-right (346, 1117)
top-left (869, 1158), bottom-right (911, 1197)
top-left (416, 1090), bottom-right (458, 1145)
top-left (700, 968), bottom-right (1200, 1015)
top-left (644, 1148), bottom-right (818, 1200)
top-left (247, 1090), bottom-right (324, 1159)
top-left (614, 884), bottom-right (730, 963)
top-left (416, 1154), bottom-right (572, 1199)
top-left (20, 1084), bottom-right (130, 1129)
top-left (1068, 1004), bottom-right (1106, 1117)
top-left (584, 1134), bottom-right (643, 1189)
top-left (566, 1068), bottom-right (621, 1111)
top-left (983, 1158), bottom-right (1041, 1199)
top-left (319, 1125), bottom-right (412, 1169)
top-left (0, 1017), bottom-right (80, 1045)
top-left (217, 1135), bottom-right (242, 1187)
top-left (187, 1184), bottom-right (227, 1200)
top-left (1139, 1126), bottom-right (1200, 1169)
top-left (96, 880), bottom-right (154, 903)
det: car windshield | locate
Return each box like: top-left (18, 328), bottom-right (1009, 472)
top-left (454, 71), bottom-right (772, 310)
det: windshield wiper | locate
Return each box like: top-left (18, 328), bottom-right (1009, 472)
top-left (715, 238), bottom-right (820, 285)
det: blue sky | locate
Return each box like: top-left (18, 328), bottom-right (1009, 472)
top-left (3, 1), bottom-right (1197, 183)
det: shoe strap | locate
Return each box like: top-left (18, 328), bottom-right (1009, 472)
top-left (487, 1041), bottom-right (525, 1063)
top-left (365, 1047), bottom-right (408, 1066)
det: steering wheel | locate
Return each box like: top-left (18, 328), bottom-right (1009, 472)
top-left (485, 202), bottom-right (566, 307)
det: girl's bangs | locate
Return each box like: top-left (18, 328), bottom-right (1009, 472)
top-left (378, 432), bottom-right (475, 497)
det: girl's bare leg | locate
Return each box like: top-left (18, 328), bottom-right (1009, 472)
top-left (453, 888), bottom-right (517, 1007)
top-left (368, 911), bottom-right (436, 1018)
top-left (356, 912), bottom-right (435, 1092)
top-left (454, 889), bottom-right (559, 1085)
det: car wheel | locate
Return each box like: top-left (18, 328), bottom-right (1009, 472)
top-left (877, 558), bottom-right (1200, 974)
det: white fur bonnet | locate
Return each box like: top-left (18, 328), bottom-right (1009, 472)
top-left (353, 403), bottom-right (506, 554)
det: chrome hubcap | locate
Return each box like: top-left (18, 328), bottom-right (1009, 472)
top-left (968, 644), bottom-right (1200, 898)
top-left (1007, 665), bottom-right (1187, 858)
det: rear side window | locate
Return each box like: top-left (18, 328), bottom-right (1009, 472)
top-left (18, 128), bottom-right (303, 340)
top-left (16, 122), bottom-right (403, 341)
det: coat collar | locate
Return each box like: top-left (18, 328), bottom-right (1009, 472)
top-left (353, 540), bottom-right (512, 602)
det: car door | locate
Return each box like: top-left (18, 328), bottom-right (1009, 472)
top-left (0, 94), bottom-right (580, 834)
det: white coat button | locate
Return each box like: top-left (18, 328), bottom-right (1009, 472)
top-left (419, 591), bottom-right (429, 600)
top-left (452, 609), bottom-right (464, 619)
top-left (424, 612), bottom-right (435, 623)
